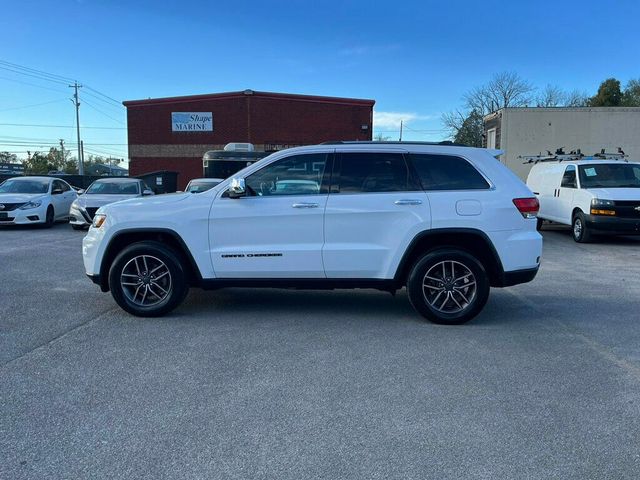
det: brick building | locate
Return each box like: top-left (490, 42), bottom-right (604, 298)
top-left (124, 90), bottom-right (375, 189)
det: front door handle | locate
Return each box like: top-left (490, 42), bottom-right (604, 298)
top-left (394, 199), bottom-right (422, 205)
top-left (292, 202), bottom-right (318, 208)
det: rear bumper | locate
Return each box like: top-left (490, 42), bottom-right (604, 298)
top-left (500, 267), bottom-right (539, 287)
top-left (585, 215), bottom-right (640, 235)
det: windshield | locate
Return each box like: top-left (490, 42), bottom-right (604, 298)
top-left (579, 164), bottom-right (640, 188)
top-left (0, 179), bottom-right (49, 194)
top-left (86, 180), bottom-right (140, 195)
top-left (187, 180), bottom-right (220, 193)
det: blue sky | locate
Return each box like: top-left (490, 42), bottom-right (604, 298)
top-left (1, 0), bottom-right (639, 163)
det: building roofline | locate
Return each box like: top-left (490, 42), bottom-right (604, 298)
top-left (484, 106), bottom-right (640, 120)
top-left (123, 89), bottom-right (376, 108)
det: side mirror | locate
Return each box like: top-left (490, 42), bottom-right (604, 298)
top-left (228, 178), bottom-right (246, 198)
top-left (142, 189), bottom-right (154, 196)
top-left (52, 188), bottom-right (63, 195)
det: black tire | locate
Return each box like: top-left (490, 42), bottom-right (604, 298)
top-left (43, 206), bottom-right (54, 228)
top-left (108, 241), bottom-right (189, 317)
top-left (572, 211), bottom-right (592, 243)
top-left (407, 249), bottom-right (490, 325)
top-left (536, 217), bottom-right (544, 231)
top-left (71, 224), bottom-right (86, 231)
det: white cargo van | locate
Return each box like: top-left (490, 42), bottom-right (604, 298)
top-left (527, 159), bottom-right (640, 242)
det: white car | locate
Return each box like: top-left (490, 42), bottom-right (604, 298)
top-left (527, 159), bottom-right (640, 242)
top-left (185, 178), bottom-right (223, 193)
top-left (70, 178), bottom-right (154, 230)
top-left (83, 142), bottom-right (542, 324)
top-left (0, 176), bottom-right (77, 227)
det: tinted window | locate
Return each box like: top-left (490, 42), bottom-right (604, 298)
top-left (52, 180), bottom-right (65, 192)
top-left (561, 165), bottom-right (577, 188)
top-left (245, 154), bottom-right (327, 196)
top-left (337, 153), bottom-right (418, 193)
top-left (408, 154), bottom-right (490, 190)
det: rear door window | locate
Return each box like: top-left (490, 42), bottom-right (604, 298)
top-left (408, 154), bottom-right (490, 191)
top-left (335, 152), bottom-right (420, 193)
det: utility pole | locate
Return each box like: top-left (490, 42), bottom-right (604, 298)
top-left (59, 139), bottom-right (65, 168)
top-left (69, 81), bottom-right (83, 175)
top-left (399, 120), bottom-right (403, 142)
top-left (80, 140), bottom-right (85, 173)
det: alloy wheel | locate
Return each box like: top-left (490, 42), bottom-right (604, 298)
top-left (120, 255), bottom-right (172, 307)
top-left (422, 260), bottom-right (477, 314)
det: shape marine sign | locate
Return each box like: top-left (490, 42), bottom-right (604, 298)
top-left (171, 112), bottom-right (213, 132)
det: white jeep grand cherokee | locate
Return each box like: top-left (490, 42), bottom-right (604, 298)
top-left (83, 142), bottom-right (542, 324)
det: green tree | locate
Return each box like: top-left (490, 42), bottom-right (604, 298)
top-left (23, 152), bottom-right (53, 174)
top-left (0, 152), bottom-right (18, 163)
top-left (589, 78), bottom-right (623, 106)
top-left (453, 110), bottom-right (484, 147)
top-left (621, 79), bottom-right (640, 106)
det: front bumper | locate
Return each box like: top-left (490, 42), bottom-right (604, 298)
top-left (585, 215), bottom-right (640, 235)
top-left (69, 206), bottom-right (92, 227)
top-left (0, 205), bottom-right (47, 225)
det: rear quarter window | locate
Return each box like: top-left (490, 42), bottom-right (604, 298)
top-left (408, 154), bottom-right (490, 191)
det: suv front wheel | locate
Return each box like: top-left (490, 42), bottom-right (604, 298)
top-left (108, 241), bottom-right (189, 317)
top-left (407, 249), bottom-right (490, 325)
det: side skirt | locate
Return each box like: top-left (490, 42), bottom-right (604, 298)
top-left (199, 278), bottom-right (399, 293)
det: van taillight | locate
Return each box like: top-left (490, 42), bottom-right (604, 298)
top-left (513, 197), bottom-right (539, 219)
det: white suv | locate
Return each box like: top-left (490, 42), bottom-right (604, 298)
top-left (83, 142), bottom-right (542, 324)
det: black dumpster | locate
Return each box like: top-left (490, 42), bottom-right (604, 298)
top-left (135, 170), bottom-right (179, 194)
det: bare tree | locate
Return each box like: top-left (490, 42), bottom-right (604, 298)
top-left (441, 109), bottom-right (468, 138)
top-left (374, 133), bottom-right (391, 141)
top-left (464, 71), bottom-right (535, 115)
top-left (536, 84), bottom-right (566, 107)
top-left (564, 89), bottom-right (590, 107)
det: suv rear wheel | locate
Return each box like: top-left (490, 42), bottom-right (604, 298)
top-left (407, 249), bottom-right (490, 325)
top-left (108, 241), bottom-right (188, 317)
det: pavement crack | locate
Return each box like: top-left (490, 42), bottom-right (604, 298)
top-left (0, 307), bottom-right (120, 369)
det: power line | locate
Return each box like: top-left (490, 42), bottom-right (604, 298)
top-left (82, 89), bottom-right (125, 111)
top-left (0, 60), bottom-right (75, 83)
top-left (0, 122), bottom-right (126, 130)
top-left (0, 99), bottom-right (67, 113)
top-left (84, 85), bottom-right (123, 107)
top-left (0, 75), bottom-right (68, 94)
top-left (0, 64), bottom-right (69, 86)
top-left (82, 97), bottom-right (126, 125)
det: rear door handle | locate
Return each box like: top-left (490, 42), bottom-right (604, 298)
top-left (394, 199), bottom-right (422, 205)
top-left (292, 202), bottom-right (318, 208)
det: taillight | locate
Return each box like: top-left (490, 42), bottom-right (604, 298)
top-left (513, 197), bottom-right (539, 219)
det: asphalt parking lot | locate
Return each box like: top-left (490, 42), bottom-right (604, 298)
top-left (1, 223), bottom-right (640, 479)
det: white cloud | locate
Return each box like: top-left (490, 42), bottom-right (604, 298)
top-left (373, 111), bottom-right (437, 129)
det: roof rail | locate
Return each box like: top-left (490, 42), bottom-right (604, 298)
top-left (320, 140), bottom-right (469, 147)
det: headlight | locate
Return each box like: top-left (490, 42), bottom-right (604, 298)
top-left (19, 200), bottom-right (42, 210)
top-left (92, 214), bottom-right (107, 228)
top-left (71, 200), bottom-right (80, 209)
top-left (591, 198), bottom-right (615, 207)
